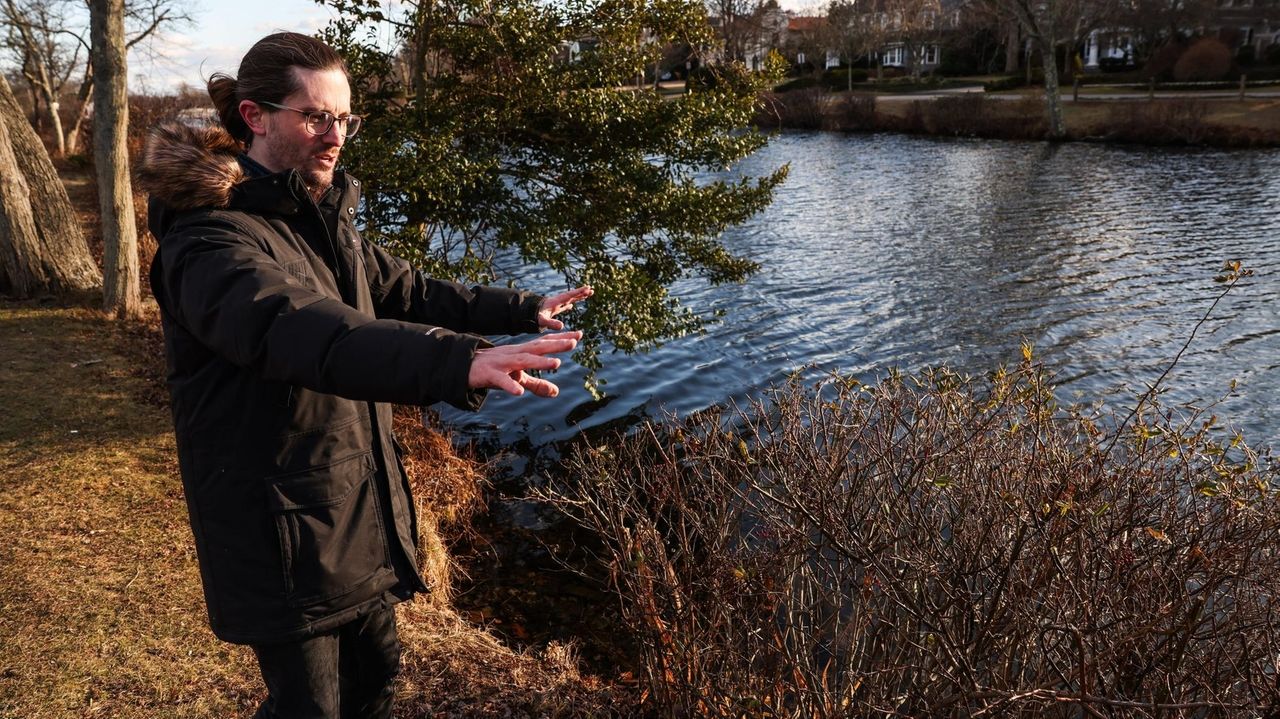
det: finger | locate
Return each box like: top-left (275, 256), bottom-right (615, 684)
top-left (534, 330), bottom-right (583, 342)
top-left (538, 316), bottom-right (565, 331)
top-left (507, 333), bottom-right (580, 356)
top-left (489, 332), bottom-right (580, 353)
top-left (505, 353), bottom-right (562, 372)
top-left (564, 285), bottom-right (593, 304)
top-left (546, 286), bottom-right (593, 309)
top-left (491, 370), bottom-right (525, 396)
top-left (518, 339), bottom-right (577, 357)
top-left (518, 373), bottom-right (560, 398)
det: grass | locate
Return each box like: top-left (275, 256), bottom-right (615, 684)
top-left (0, 299), bottom-right (633, 718)
top-left (0, 302), bottom-right (261, 718)
top-left (0, 161), bottom-right (637, 717)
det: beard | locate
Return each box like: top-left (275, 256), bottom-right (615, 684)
top-left (259, 136), bottom-right (339, 201)
top-left (301, 166), bottom-right (335, 201)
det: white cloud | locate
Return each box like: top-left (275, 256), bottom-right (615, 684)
top-left (128, 0), bottom-right (342, 93)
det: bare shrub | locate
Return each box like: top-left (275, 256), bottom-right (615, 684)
top-left (1143, 41), bottom-right (1187, 81)
top-left (895, 95), bottom-right (1046, 140)
top-left (832, 94), bottom-right (877, 131)
top-left (898, 99), bottom-right (927, 133)
top-left (923, 93), bottom-right (990, 135)
top-left (1108, 100), bottom-right (1212, 144)
top-left (548, 272), bottom-right (1279, 716)
top-left (1009, 94), bottom-right (1050, 138)
top-left (1174, 38), bottom-right (1233, 82)
top-left (73, 90), bottom-right (210, 161)
top-left (757, 88), bottom-right (832, 131)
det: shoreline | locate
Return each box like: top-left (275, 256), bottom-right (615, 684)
top-left (757, 89), bottom-right (1280, 147)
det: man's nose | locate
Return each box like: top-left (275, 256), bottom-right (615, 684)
top-left (320, 120), bottom-right (345, 147)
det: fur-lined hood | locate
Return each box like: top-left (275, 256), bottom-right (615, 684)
top-left (138, 123), bottom-right (247, 212)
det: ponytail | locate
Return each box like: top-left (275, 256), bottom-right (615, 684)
top-left (206, 72), bottom-right (248, 142)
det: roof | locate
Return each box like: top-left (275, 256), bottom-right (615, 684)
top-left (788, 15), bottom-right (825, 31)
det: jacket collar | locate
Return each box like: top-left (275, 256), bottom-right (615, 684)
top-left (138, 122), bottom-right (362, 219)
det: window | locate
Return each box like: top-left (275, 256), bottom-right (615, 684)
top-left (882, 46), bottom-right (904, 66)
top-left (923, 45), bottom-right (939, 64)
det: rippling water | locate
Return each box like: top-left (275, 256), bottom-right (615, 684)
top-left (443, 133), bottom-right (1280, 456)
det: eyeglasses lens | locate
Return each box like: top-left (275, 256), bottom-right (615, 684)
top-left (306, 112), bottom-right (362, 138)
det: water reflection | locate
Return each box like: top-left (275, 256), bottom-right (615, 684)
top-left (443, 133), bottom-right (1280, 456)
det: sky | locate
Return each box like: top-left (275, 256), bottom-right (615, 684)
top-left (129, 0), bottom-right (341, 92)
top-left (131, 0), bottom-right (813, 92)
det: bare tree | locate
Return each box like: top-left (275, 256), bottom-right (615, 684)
top-left (0, 79), bottom-right (46, 296)
top-left (1112, 0), bottom-right (1215, 66)
top-left (824, 0), bottom-right (891, 86)
top-left (989, 0), bottom-right (1110, 138)
top-left (0, 0), bottom-right (81, 156)
top-left (0, 0), bottom-right (190, 157)
top-left (707, 0), bottom-right (762, 63)
top-left (783, 15), bottom-right (827, 76)
top-left (890, 0), bottom-right (947, 78)
top-left (0, 71), bottom-right (99, 296)
top-left (89, 0), bottom-right (138, 319)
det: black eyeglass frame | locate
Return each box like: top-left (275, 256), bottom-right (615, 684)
top-left (258, 100), bottom-right (363, 138)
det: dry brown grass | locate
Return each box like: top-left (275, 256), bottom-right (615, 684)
top-left (807, 92), bottom-right (1280, 145)
top-left (0, 301), bottom-right (632, 718)
top-left (0, 302), bottom-right (262, 719)
top-left (394, 603), bottom-right (635, 718)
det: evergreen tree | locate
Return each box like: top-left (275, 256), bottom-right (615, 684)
top-left (320, 0), bottom-right (786, 391)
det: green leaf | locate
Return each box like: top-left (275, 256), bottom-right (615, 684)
top-left (321, 0), bottom-right (782, 394)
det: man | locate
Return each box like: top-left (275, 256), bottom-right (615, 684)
top-left (140, 32), bottom-right (591, 718)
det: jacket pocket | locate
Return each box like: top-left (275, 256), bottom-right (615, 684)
top-left (267, 451), bottom-right (389, 608)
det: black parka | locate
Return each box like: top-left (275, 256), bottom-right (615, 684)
top-left (141, 124), bottom-right (542, 644)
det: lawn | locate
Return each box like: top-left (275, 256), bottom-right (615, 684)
top-left (0, 301), bottom-right (630, 718)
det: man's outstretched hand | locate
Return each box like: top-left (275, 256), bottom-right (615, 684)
top-left (469, 331), bottom-right (581, 397)
top-left (537, 285), bottom-right (593, 331)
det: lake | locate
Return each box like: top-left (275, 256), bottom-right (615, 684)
top-left (442, 132), bottom-right (1280, 466)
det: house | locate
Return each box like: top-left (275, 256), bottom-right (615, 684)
top-left (1082, 32), bottom-right (1135, 70)
top-left (708, 0), bottom-right (967, 76)
top-left (742, 1), bottom-right (791, 70)
top-left (1215, 0), bottom-right (1279, 61)
top-left (786, 16), bottom-right (842, 70)
top-left (1082, 0), bottom-right (1279, 71)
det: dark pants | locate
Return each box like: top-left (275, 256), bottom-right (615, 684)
top-left (251, 605), bottom-right (401, 719)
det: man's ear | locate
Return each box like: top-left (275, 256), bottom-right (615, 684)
top-left (239, 100), bottom-right (269, 138)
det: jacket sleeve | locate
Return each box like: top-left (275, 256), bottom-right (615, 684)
top-left (361, 239), bottom-right (543, 335)
top-left (153, 215), bottom-right (488, 410)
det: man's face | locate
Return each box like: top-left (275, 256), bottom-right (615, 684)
top-left (254, 67), bottom-right (351, 192)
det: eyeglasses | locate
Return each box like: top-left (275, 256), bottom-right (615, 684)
top-left (258, 101), bottom-right (363, 138)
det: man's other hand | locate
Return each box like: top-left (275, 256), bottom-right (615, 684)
top-left (537, 285), bottom-right (593, 331)
top-left (469, 331), bottom-right (582, 397)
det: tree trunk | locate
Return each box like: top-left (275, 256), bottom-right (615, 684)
top-left (90, 0), bottom-right (140, 319)
top-left (1005, 22), bottom-right (1020, 74)
top-left (0, 74), bottom-right (101, 297)
top-left (64, 66), bottom-right (94, 157)
top-left (25, 81), bottom-right (42, 129)
top-left (1040, 41), bottom-right (1066, 139)
top-left (0, 101), bottom-right (44, 297)
top-left (32, 63), bottom-right (66, 156)
top-left (47, 99), bottom-right (65, 156)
